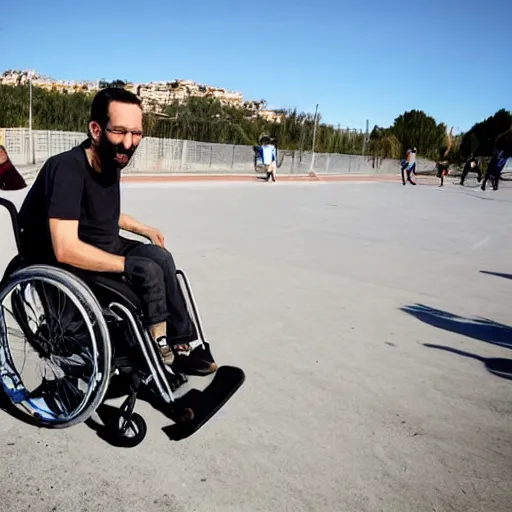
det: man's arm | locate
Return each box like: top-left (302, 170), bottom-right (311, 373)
top-left (50, 219), bottom-right (125, 272)
top-left (119, 213), bottom-right (165, 247)
top-left (119, 213), bottom-right (150, 237)
top-left (442, 127), bottom-right (454, 159)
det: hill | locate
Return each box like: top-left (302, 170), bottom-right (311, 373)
top-left (1, 69), bottom-right (282, 123)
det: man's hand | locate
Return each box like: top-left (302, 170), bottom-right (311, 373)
top-left (142, 226), bottom-right (165, 247)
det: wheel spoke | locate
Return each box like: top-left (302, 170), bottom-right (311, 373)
top-left (0, 271), bottom-right (109, 426)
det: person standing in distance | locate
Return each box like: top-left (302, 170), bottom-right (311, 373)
top-left (258, 136), bottom-right (277, 182)
top-left (459, 155), bottom-right (482, 186)
top-left (436, 128), bottom-right (454, 187)
top-left (400, 148), bottom-right (417, 185)
top-left (480, 128), bottom-right (512, 191)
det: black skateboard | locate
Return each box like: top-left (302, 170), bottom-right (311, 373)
top-left (162, 365), bottom-right (245, 441)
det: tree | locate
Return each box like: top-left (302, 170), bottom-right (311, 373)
top-left (99, 79), bottom-right (128, 89)
top-left (15, 82), bottom-right (510, 162)
top-left (390, 110), bottom-right (446, 159)
top-left (460, 109), bottom-right (512, 157)
top-left (368, 125), bottom-right (401, 166)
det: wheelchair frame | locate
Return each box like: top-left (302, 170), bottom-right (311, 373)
top-left (0, 197), bottom-right (210, 446)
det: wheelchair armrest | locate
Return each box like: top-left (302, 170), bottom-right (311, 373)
top-left (139, 233), bottom-right (154, 244)
top-left (118, 229), bottom-right (155, 245)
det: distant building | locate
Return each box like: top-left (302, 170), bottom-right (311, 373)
top-left (1, 70), bottom-right (282, 123)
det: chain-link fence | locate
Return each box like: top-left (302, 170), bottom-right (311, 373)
top-left (1, 127), bottom-right (437, 175)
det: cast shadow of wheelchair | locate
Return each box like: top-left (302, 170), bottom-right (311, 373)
top-left (84, 372), bottom-right (220, 446)
top-left (0, 369), bottom-right (236, 447)
top-left (400, 303), bottom-right (512, 382)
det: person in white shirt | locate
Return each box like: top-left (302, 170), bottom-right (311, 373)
top-left (400, 148), bottom-right (417, 185)
top-left (258, 136), bottom-right (277, 182)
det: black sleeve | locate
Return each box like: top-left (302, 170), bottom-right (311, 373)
top-left (46, 158), bottom-right (84, 220)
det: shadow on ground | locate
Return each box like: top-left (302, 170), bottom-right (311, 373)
top-left (480, 270), bottom-right (512, 281)
top-left (401, 304), bottom-right (512, 382)
top-left (0, 374), bottom-right (187, 448)
top-left (400, 303), bottom-right (512, 350)
top-left (423, 344), bottom-right (512, 381)
top-left (1, 366), bottom-right (245, 448)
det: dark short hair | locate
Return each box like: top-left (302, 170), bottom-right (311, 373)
top-left (90, 87), bottom-right (142, 128)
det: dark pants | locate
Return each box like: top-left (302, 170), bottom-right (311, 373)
top-left (460, 165), bottom-right (482, 185)
top-left (115, 237), bottom-right (198, 344)
top-left (436, 163), bottom-right (448, 186)
top-left (481, 167), bottom-right (500, 190)
top-left (401, 162), bottom-right (415, 184)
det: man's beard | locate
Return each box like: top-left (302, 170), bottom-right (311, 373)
top-left (96, 133), bottom-right (138, 177)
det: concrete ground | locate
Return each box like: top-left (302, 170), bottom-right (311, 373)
top-left (0, 176), bottom-right (511, 512)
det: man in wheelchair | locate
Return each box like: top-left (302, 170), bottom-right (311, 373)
top-left (17, 87), bottom-right (217, 376)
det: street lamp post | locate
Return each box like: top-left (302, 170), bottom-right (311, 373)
top-left (309, 103), bottom-right (319, 173)
top-left (28, 70), bottom-right (35, 164)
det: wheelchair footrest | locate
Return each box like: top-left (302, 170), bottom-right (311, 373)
top-left (162, 365), bottom-right (245, 441)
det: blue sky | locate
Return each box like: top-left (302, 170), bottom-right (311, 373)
top-left (1, 0), bottom-right (511, 133)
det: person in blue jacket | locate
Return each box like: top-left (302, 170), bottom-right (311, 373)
top-left (257, 136), bottom-right (277, 182)
top-left (480, 129), bottom-right (512, 191)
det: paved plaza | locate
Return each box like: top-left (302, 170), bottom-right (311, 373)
top-left (0, 178), bottom-right (511, 511)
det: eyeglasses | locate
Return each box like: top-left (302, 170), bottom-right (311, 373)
top-left (106, 126), bottom-right (143, 138)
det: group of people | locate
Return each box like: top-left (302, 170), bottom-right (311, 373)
top-left (401, 127), bottom-right (512, 191)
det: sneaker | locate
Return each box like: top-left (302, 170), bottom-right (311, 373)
top-left (156, 336), bottom-right (175, 365)
top-left (172, 341), bottom-right (218, 376)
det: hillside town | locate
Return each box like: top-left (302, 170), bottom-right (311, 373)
top-left (0, 69), bottom-right (283, 123)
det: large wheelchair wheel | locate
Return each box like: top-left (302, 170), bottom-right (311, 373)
top-left (0, 265), bottom-right (111, 428)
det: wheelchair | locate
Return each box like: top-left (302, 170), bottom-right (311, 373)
top-left (0, 197), bottom-right (244, 447)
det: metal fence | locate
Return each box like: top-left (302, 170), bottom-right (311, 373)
top-left (1, 127), bottom-right (436, 175)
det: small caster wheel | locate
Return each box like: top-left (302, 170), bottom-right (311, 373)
top-left (113, 412), bottom-right (147, 448)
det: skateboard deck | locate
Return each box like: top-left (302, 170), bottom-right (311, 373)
top-left (162, 365), bottom-right (245, 441)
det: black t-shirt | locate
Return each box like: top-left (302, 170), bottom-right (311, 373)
top-left (18, 140), bottom-right (121, 263)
